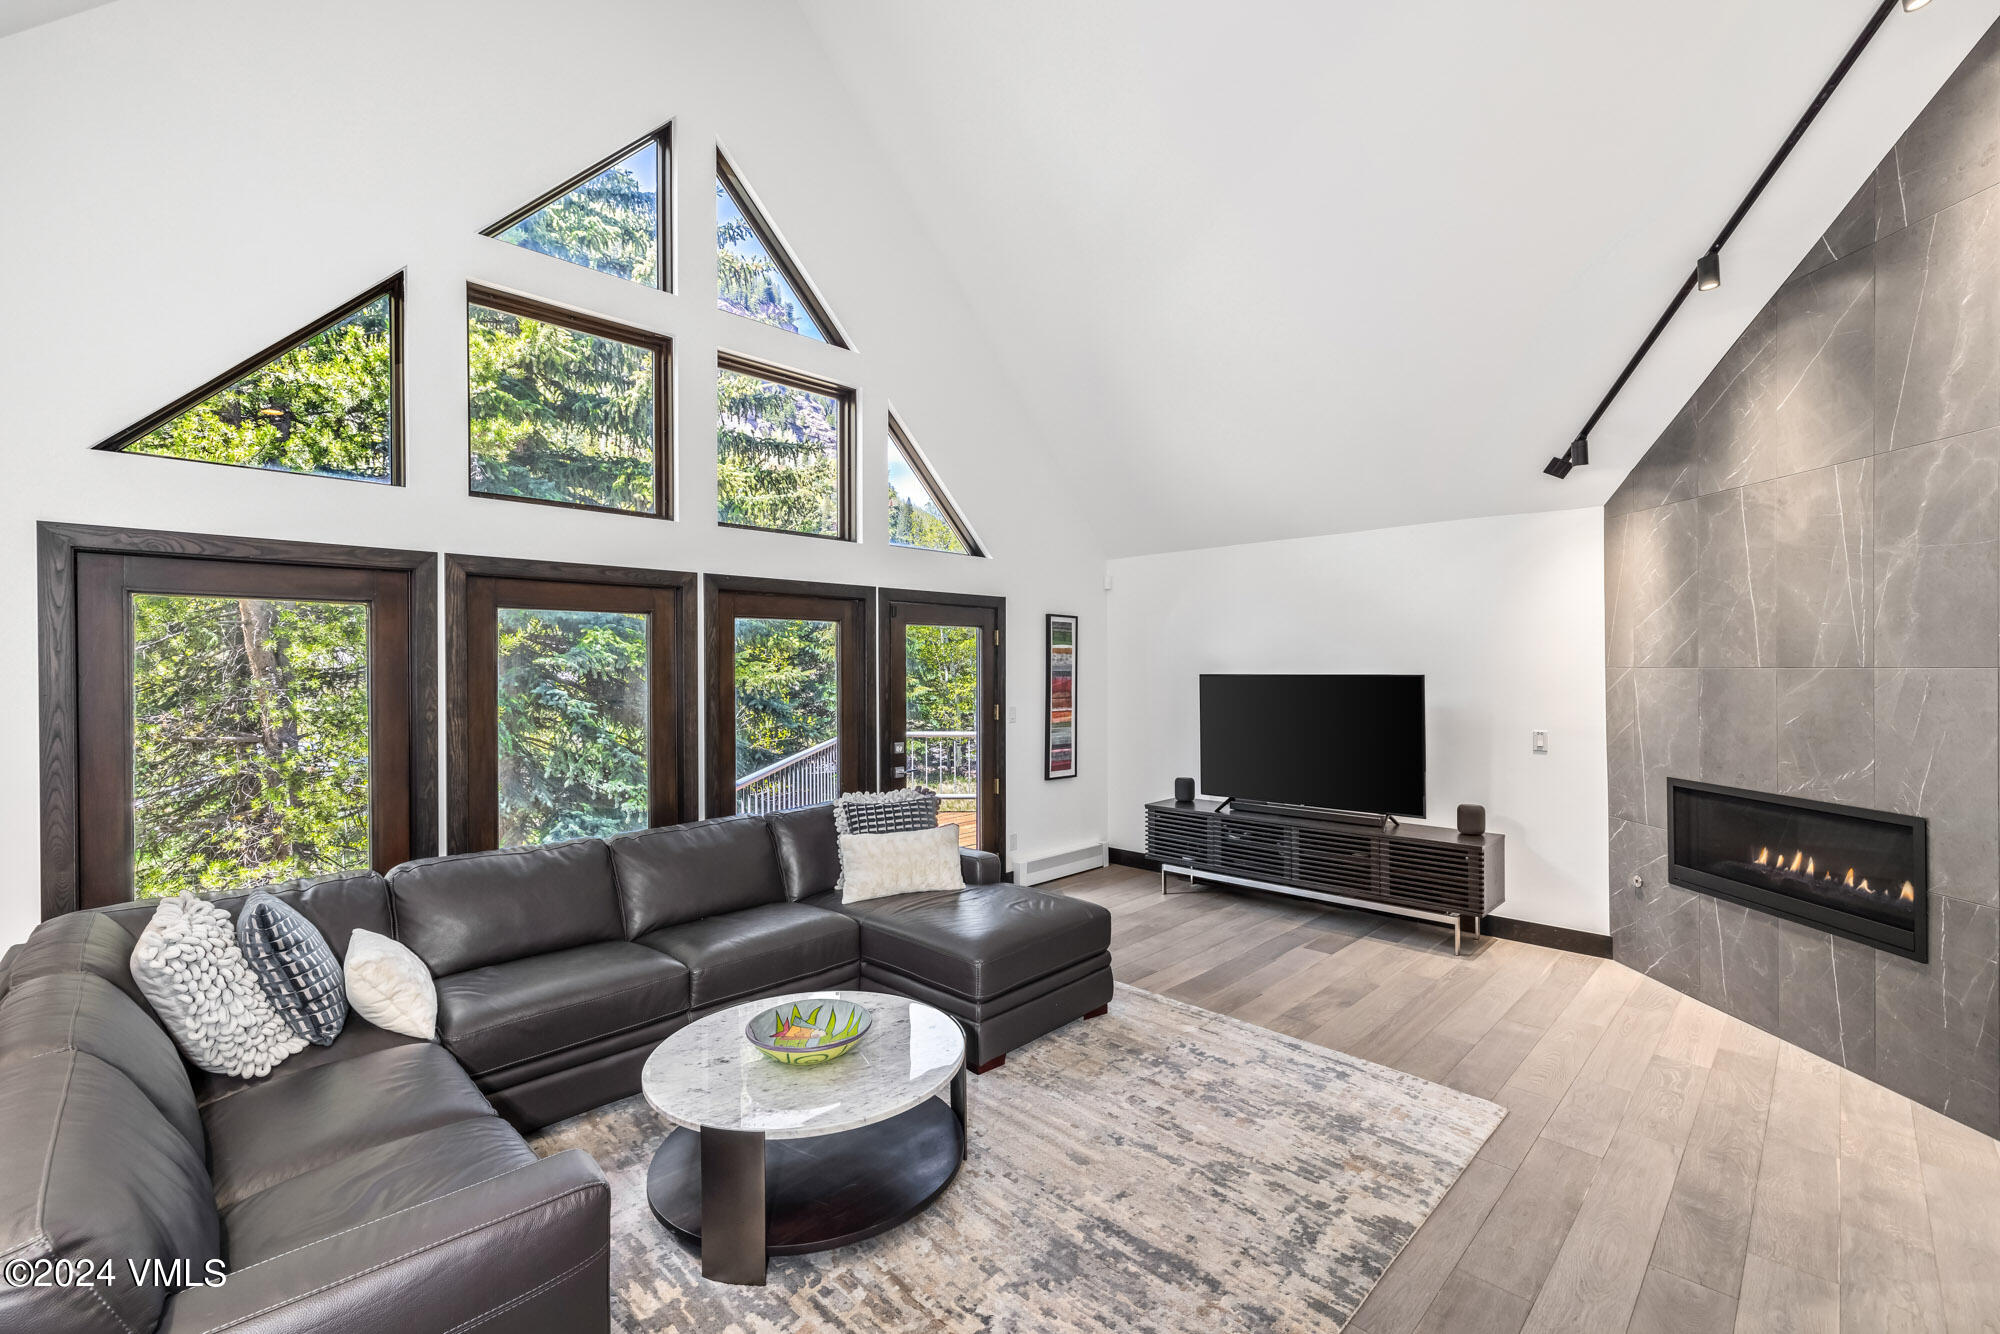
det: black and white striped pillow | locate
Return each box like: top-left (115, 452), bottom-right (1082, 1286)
top-left (237, 892), bottom-right (347, 1047)
top-left (834, 787), bottom-right (941, 836)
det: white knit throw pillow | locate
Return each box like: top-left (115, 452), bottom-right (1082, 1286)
top-left (343, 929), bottom-right (437, 1041)
top-left (838, 825), bottom-right (966, 904)
top-left (129, 892), bottom-right (309, 1078)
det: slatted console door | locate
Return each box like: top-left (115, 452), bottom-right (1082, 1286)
top-left (1144, 799), bottom-right (1504, 951)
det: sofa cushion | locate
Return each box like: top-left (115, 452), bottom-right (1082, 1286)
top-left (219, 1115), bottom-right (538, 1268)
top-left (809, 885), bottom-right (1112, 1001)
top-left (191, 1015), bottom-right (423, 1108)
top-left (0, 970), bottom-right (205, 1154)
top-left (131, 892), bottom-right (311, 1079)
top-left (203, 1041), bottom-right (496, 1208)
top-left (767, 803), bottom-right (841, 901)
top-left (436, 941), bottom-right (690, 1077)
top-left (389, 839), bottom-right (624, 976)
top-left (98, 868), bottom-right (394, 967)
top-left (639, 902), bottom-right (859, 1009)
top-left (0, 1049), bottom-right (220, 1334)
top-left (6, 909), bottom-right (148, 1005)
top-left (238, 890), bottom-right (348, 1046)
top-left (608, 816), bottom-right (786, 936)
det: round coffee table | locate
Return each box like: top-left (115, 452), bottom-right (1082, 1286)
top-left (641, 990), bottom-right (967, 1286)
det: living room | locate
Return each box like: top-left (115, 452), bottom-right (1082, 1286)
top-left (1, 1), bottom-right (1996, 1331)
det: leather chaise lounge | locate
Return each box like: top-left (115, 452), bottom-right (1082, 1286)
top-left (0, 805), bottom-right (1112, 1334)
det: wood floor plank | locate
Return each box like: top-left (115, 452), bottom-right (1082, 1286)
top-left (1444, 1019), bottom-right (1548, 1101)
top-left (1503, 964), bottom-right (1643, 1103)
top-left (1655, 995), bottom-right (1730, 1069)
top-left (1734, 1255), bottom-right (1837, 1334)
top-left (1745, 1139), bottom-right (1839, 1282)
top-left (1458, 1137), bottom-right (1603, 1301)
top-left (1521, 1128), bottom-right (1682, 1334)
top-left (1910, 1105), bottom-right (2000, 1334)
top-left (1476, 1085), bottom-right (1560, 1170)
top-left (1542, 1078), bottom-right (1635, 1157)
top-left (1652, 1048), bottom-right (1778, 1298)
top-left (1629, 1267), bottom-right (1737, 1334)
top-left (1765, 1043), bottom-right (1841, 1161)
top-left (1503, 951), bottom-right (1603, 1029)
top-left (1837, 1224), bottom-right (1946, 1334)
top-left (1574, 977), bottom-right (1679, 1091)
top-left (1412, 1270), bottom-right (1531, 1334)
top-left (1347, 1158), bottom-right (1513, 1334)
top-left (1624, 1055), bottom-right (1711, 1153)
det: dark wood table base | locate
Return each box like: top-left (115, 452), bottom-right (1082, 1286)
top-left (647, 1075), bottom-right (968, 1286)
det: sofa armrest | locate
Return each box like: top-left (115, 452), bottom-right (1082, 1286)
top-left (959, 849), bottom-right (1003, 886)
top-left (160, 1149), bottom-right (609, 1334)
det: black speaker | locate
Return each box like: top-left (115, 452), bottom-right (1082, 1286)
top-left (1456, 804), bottom-right (1486, 837)
top-left (1174, 777), bottom-right (1195, 803)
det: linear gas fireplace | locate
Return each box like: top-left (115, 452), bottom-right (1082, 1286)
top-left (1667, 779), bottom-right (1928, 962)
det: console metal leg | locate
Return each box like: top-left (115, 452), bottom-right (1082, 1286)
top-left (1453, 917), bottom-right (1462, 956)
top-left (699, 1125), bottom-right (767, 1285)
top-left (950, 1065), bottom-right (968, 1161)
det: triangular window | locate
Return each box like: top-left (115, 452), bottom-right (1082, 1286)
top-left (96, 277), bottom-right (401, 484)
top-left (716, 152), bottom-right (845, 346)
top-left (887, 414), bottom-right (979, 555)
top-left (486, 128), bottom-right (666, 288)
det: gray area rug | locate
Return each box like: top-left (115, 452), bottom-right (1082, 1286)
top-left (529, 983), bottom-right (1503, 1333)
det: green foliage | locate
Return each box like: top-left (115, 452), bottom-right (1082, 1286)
top-left (717, 370), bottom-right (839, 534)
top-left (124, 296), bottom-right (393, 481)
top-left (904, 625), bottom-right (978, 733)
top-left (468, 304), bottom-right (656, 512)
top-left (499, 152), bottom-right (659, 285)
top-left (131, 595), bottom-right (370, 898)
top-left (716, 180), bottom-right (824, 339)
top-left (733, 617), bottom-right (837, 779)
top-left (497, 609), bottom-right (649, 844)
top-left (888, 485), bottom-right (970, 554)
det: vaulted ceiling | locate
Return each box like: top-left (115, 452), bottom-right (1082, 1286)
top-left (802, 1), bottom-right (2000, 556)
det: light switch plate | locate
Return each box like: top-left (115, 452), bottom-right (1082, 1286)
top-left (1532, 730), bottom-right (1549, 754)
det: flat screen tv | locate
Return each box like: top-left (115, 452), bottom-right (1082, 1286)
top-left (1200, 674), bottom-right (1426, 817)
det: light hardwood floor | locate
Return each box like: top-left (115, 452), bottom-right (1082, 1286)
top-left (1050, 865), bottom-right (2000, 1334)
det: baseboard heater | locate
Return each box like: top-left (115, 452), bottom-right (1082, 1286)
top-left (1015, 844), bottom-right (1107, 886)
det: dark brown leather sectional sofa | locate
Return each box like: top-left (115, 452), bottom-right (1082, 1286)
top-left (0, 804), bottom-right (1112, 1334)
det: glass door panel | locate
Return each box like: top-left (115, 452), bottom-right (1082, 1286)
top-left (733, 616), bottom-right (840, 814)
top-left (496, 607), bottom-right (650, 844)
top-left (131, 592), bottom-right (372, 898)
top-left (904, 624), bottom-right (981, 847)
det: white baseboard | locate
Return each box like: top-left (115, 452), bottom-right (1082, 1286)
top-left (1013, 843), bottom-right (1107, 886)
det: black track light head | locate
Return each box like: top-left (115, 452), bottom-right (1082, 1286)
top-left (1696, 250), bottom-right (1722, 291)
top-left (1544, 454), bottom-right (1575, 479)
top-left (1568, 436), bottom-right (1590, 467)
top-left (1903, 0), bottom-right (1932, 11)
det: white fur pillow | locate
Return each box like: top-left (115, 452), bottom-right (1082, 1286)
top-left (129, 892), bottom-right (309, 1078)
top-left (343, 929), bottom-right (436, 1040)
top-left (838, 825), bottom-right (965, 904)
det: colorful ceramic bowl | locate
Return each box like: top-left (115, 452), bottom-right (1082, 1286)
top-left (745, 998), bottom-right (873, 1067)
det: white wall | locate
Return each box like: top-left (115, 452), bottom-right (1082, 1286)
top-left (0, 0), bottom-right (1108, 948)
top-left (1105, 509), bottom-right (1609, 935)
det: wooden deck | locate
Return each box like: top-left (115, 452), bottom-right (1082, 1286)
top-left (1047, 865), bottom-right (2000, 1334)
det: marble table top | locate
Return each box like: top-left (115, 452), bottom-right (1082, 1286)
top-left (641, 990), bottom-right (965, 1140)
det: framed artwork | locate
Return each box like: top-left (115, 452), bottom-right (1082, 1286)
top-left (1045, 613), bottom-right (1077, 779)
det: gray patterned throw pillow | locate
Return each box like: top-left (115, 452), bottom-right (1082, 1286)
top-left (835, 786), bottom-right (941, 835)
top-left (237, 891), bottom-right (347, 1046)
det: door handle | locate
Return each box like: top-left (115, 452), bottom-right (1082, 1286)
top-left (893, 766), bottom-right (907, 778)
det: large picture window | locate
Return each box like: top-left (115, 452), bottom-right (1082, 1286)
top-left (446, 556), bottom-right (697, 852)
top-left (467, 286), bottom-right (670, 518)
top-left (716, 355), bottom-right (852, 540)
top-left (705, 575), bottom-right (875, 817)
top-left (39, 524), bottom-right (436, 915)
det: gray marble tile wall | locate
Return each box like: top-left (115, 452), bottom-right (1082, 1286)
top-left (1605, 22), bottom-right (2000, 1137)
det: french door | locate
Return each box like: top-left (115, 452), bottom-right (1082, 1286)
top-left (446, 556), bottom-right (697, 853)
top-left (881, 590), bottom-right (1004, 857)
top-left (706, 575), bottom-right (875, 817)
top-left (54, 532), bottom-right (435, 912)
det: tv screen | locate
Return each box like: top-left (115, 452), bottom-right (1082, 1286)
top-left (1199, 674), bottom-right (1426, 817)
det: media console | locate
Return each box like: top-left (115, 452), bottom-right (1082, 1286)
top-left (1144, 798), bottom-right (1504, 953)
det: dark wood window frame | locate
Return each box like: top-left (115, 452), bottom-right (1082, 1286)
top-left (887, 412), bottom-right (985, 557)
top-left (445, 554), bottom-right (698, 853)
top-left (880, 588), bottom-right (1005, 857)
top-left (482, 122), bottom-right (674, 293)
top-left (704, 574), bottom-right (877, 817)
top-left (715, 149), bottom-right (848, 348)
top-left (93, 273), bottom-right (406, 486)
top-left (466, 283), bottom-right (674, 520)
top-left (716, 352), bottom-right (857, 542)
top-left (37, 523), bottom-right (438, 919)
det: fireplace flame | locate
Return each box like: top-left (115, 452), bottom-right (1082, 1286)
top-left (1859, 878), bottom-right (1870, 893)
top-left (1754, 847), bottom-right (1770, 866)
top-left (1745, 845), bottom-right (1900, 901)
top-left (1789, 850), bottom-right (1804, 873)
top-left (1901, 881), bottom-right (1915, 903)
top-left (1844, 868), bottom-right (1855, 888)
